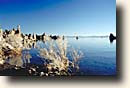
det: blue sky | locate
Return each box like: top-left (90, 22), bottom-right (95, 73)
top-left (0, 0), bottom-right (116, 36)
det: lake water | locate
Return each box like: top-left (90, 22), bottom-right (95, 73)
top-left (67, 37), bottom-right (116, 75)
top-left (3, 37), bottom-right (116, 76)
top-left (28, 37), bottom-right (116, 76)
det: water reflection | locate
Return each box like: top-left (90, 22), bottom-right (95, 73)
top-left (109, 37), bottom-right (116, 43)
top-left (22, 50), bottom-right (32, 64)
top-left (3, 50), bottom-right (31, 67)
top-left (2, 40), bottom-right (36, 67)
top-left (7, 54), bottom-right (23, 66)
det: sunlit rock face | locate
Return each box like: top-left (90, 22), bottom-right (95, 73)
top-left (0, 25), bottom-right (37, 54)
top-left (5, 34), bottom-right (23, 48)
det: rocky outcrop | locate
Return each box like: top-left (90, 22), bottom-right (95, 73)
top-left (109, 33), bottom-right (116, 43)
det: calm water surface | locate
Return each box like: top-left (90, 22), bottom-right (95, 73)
top-left (4, 37), bottom-right (116, 75)
top-left (28, 37), bottom-right (116, 75)
top-left (67, 37), bottom-right (116, 75)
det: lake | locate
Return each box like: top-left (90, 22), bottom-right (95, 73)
top-left (67, 37), bottom-right (116, 75)
top-left (28, 37), bottom-right (116, 75)
top-left (2, 37), bottom-right (116, 76)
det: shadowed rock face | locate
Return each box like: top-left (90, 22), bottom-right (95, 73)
top-left (109, 33), bottom-right (116, 43)
top-left (36, 34), bottom-right (61, 41)
top-left (50, 35), bottom-right (59, 40)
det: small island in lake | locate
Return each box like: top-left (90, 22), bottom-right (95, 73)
top-left (109, 33), bottom-right (116, 43)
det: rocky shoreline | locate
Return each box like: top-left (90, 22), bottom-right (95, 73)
top-left (0, 63), bottom-right (75, 76)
